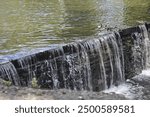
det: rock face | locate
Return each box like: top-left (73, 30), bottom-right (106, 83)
top-left (0, 24), bottom-right (150, 91)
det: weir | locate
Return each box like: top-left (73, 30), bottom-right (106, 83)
top-left (0, 23), bottom-right (150, 91)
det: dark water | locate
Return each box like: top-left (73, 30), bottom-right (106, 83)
top-left (0, 0), bottom-right (150, 58)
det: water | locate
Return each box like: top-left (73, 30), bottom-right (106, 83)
top-left (0, 0), bottom-right (150, 95)
top-left (0, 32), bottom-right (125, 91)
top-left (139, 25), bottom-right (150, 68)
top-left (0, 25), bottom-right (149, 92)
top-left (1, 0), bottom-right (150, 58)
top-left (104, 69), bottom-right (150, 99)
top-left (142, 69), bottom-right (150, 76)
top-left (0, 62), bottom-right (20, 85)
top-left (104, 25), bottom-right (150, 99)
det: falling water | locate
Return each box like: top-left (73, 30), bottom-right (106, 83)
top-left (104, 24), bottom-right (150, 99)
top-left (139, 25), bottom-right (150, 69)
top-left (0, 31), bottom-right (125, 91)
top-left (0, 62), bottom-right (20, 86)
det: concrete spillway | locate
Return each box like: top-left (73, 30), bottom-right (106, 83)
top-left (0, 23), bottom-right (150, 91)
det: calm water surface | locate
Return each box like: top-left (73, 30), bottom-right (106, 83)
top-left (0, 0), bottom-right (150, 58)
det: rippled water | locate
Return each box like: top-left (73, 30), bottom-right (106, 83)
top-left (0, 0), bottom-right (150, 57)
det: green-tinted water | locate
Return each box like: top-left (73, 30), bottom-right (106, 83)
top-left (0, 0), bottom-right (150, 57)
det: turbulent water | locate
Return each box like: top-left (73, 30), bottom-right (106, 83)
top-left (104, 25), bottom-right (150, 99)
top-left (104, 69), bottom-right (150, 99)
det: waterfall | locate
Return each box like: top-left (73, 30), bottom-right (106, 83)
top-left (0, 32), bottom-right (125, 91)
top-left (139, 25), bottom-right (150, 69)
top-left (2, 24), bottom-right (150, 91)
top-left (0, 62), bottom-right (20, 86)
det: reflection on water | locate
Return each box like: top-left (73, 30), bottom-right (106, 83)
top-left (0, 0), bottom-right (150, 57)
top-left (124, 0), bottom-right (150, 26)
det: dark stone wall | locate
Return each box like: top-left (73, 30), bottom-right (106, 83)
top-left (120, 27), bottom-right (145, 79)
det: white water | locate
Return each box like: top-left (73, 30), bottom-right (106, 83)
top-left (0, 32), bottom-right (124, 91)
top-left (140, 25), bottom-right (150, 69)
top-left (0, 62), bottom-right (20, 86)
top-left (104, 25), bottom-right (150, 99)
top-left (104, 82), bottom-right (144, 99)
top-left (141, 69), bottom-right (150, 76)
top-left (0, 24), bottom-right (149, 93)
top-left (104, 69), bottom-right (150, 99)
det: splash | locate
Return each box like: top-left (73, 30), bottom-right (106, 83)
top-left (141, 69), bottom-right (150, 76)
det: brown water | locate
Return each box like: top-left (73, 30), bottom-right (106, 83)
top-left (0, 0), bottom-right (150, 58)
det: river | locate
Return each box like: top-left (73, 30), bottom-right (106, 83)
top-left (0, 0), bottom-right (150, 59)
top-left (0, 0), bottom-right (150, 100)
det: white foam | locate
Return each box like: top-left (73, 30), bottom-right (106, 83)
top-left (104, 83), bottom-right (144, 99)
top-left (141, 69), bottom-right (150, 76)
top-left (104, 84), bottom-right (134, 99)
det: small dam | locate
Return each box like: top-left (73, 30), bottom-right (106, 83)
top-left (0, 23), bottom-right (150, 92)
